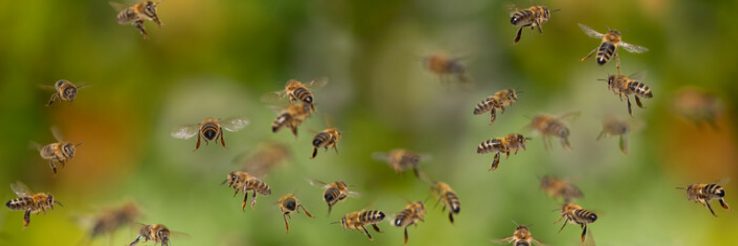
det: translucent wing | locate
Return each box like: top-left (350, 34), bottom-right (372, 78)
top-left (583, 229), bottom-right (596, 246)
top-left (559, 111), bottom-right (582, 121)
top-left (109, 1), bottom-right (128, 12)
top-left (305, 78), bottom-right (329, 89)
top-left (10, 181), bottom-right (32, 197)
top-left (578, 23), bottom-right (604, 39)
top-left (347, 191), bottom-right (361, 198)
top-left (222, 117), bottom-right (250, 132)
top-left (371, 152), bottom-right (390, 162)
top-left (38, 84), bottom-right (55, 90)
top-left (620, 42), bottom-right (649, 54)
top-left (307, 179), bottom-right (327, 187)
top-left (50, 126), bottom-right (65, 142)
top-left (260, 91), bottom-right (287, 105)
top-left (490, 237), bottom-right (514, 244)
top-left (170, 125), bottom-right (199, 139)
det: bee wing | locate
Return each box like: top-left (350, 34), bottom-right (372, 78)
top-left (10, 181), bottom-right (32, 197)
top-left (50, 126), bottom-right (65, 142)
top-left (418, 153), bottom-right (432, 162)
top-left (108, 1), bottom-right (128, 12)
top-left (305, 78), bottom-right (329, 89)
top-left (170, 125), bottom-right (199, 139)
top-left (347, 191), bottom-right (361, 198)
top-left (260, 91), bottom-right (287, 105)
top-left (578, 23), bottom-right (605, 39)
top-left (620, 42), bottom-right (649, 54)
top-left (371, 152), bottom-right (390, 162)
top-left (38, 84), bottom-right (55, 90)
top-left (222, 117), bottom-right (250, 132)
top-left (716, 178), bottom-right (732, 185)
top-left (307, 179), bottom-right (327, 187)
top-left (583, 229), bottom-right (596, 246)
top-left (169, 230), bottom-right (192, 240)
top-left (559, 111), bottom-right (582, 121)
top-left (490, 237), bottom-right (514, 244)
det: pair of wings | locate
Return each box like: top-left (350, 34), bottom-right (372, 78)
top-left (307, 179), bottom-right (361, 198)
top-left (170, 117), bottom-right (250, 139)
top-left (10, 181), bottom-right (33, 197)
top-left (260, 79), bottom-right (329, 105)
top-left (578, 23), bottom-right (649, 54)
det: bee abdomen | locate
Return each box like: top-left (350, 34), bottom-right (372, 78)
top-left (511, 10), bottom-right (533, 25)
top-left (245, 180), bottom-right (271, 195)
top-left (360, 210), bottom-right (385, 224)
top-left (574, 209), bottom-right (597, 223)
top-left (293, 87), bottom-right (313, 104)
top-left (445, 192), bottom-right (461, 213)
top-left (312, 132), bottom-right (330, 147)
top-left (628, 82), bottom-right (653, 98)
top-left (6, 197), bottom-right (32, 210)
top-left (477, 139), bottom-right (501, 153)
top-left (596, 43), bottom-right (615, 65)
top-left (272, 114), bottom-right (291, 132)
top-left (473, 99), bottom-right (495, 115)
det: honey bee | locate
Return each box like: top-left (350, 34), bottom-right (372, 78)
top-left (528, 113), bottom-right (577, 150)
top-left (223, 171), bottom-right (272, 211)
top-left (276, 193), bottom-right (313, 233)
top-left (41, 79), bottom-right (86, 106)
top-left (264, 79), bottom-right (328, 112)
top-left (309, 180), bottom-right (359, 214)
top-left (509, 5), bottom-right (557, 44)
top-left (337, 210), bottom-right (386, 240)
top-left (578, 23), bottom-right (648, 73)
top-left (493, 224), bottom-right (544, 246)
top-left (431, 181), bottom-right (461, 223)
top-left (5, 181), bottom-right (62, 227)
top-left (110, 1), bottom-right (162, 39)
top-left (271, 103), bottom-right (313, 137)
top-left (33, 127), bottom-right (80, 174)
top-left (474, 89), bottom-right (520, 124)
top-left (476, 133), bottom-right (530, 171)
top-left (83, 202), bottom-right (141, 241)
top-left (372, 149), bottom-right (429, 179)
top-left (311, 128), bottom-right (341, 159)
top-left (236, 142), bottom-right (291, 178)
top-left (171, 117), bottom-right (250, 150)
top-left (596, 116), bottom-right (631, 154)
top-left (557, 202), bottom-right (598, 242)
top-left (423, 53), bottom-right (470, 84)
top-left (672, 87), bottom-right (721, 129)
top-left (129, 223), bottom-right (186, 246)
top-left (393, 201), bottom-right (425, 245)
top-left (540, 175), bottom-right (583, 202)
top-left (678, 180), bottom-right (730, 217)
top-left (599, 73), bottom-right (653, 115)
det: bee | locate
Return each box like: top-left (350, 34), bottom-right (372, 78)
top-left (110, 1), bottom-right (162, 39)
top-left (673, 87), bottom-right (721, 129)
top-left (596, 116), bottom-right (631, 154)
top-left (271, 103), bottom-right (313, 137)
top-left (41, 79), bottom-right (86, 106)
top-left (83, 202), bottom-right (141, 241)
top-left (431, 181), bottom-right (461, 223)
top-left (423, 53), bottom-right (470, 84)
top-left (309, 180), bottom-right (358, 214)
top-left (223, 171), bottom-right (272, 211)
top-left (528, 113), bottom-right (577, 150)
top-left (311, 128), bottom-right (341, 159)
top-left (171, 117), bottom-right (250, 150)
top-left (5, 181), bottom-right (62, 228)
top-left (372, 149), bottom-right (428, 179)
top-left (276, 194), bottom-right (313, 233)
top-left (493, 224), bottom-right (544, 246)
top-left (509, 5), bottom-right (557, 44)
top-left (264, 79), bottom-right (328, 112)
top-left (476, 133), bottom-right (530, 171)
top-left (578, 23), bottom-right (648, 73)
top-left (33, 127), bottom-right (80, 174)
top-left (337, 210), bottom-right (386, 240)
top-left (540, 175), bottom-right (583, 202)
top-left (393, 201), bottom-right (425, 245)
top-left (557, 202), bottom-right (598, 242)
top-left (129, 223), bottom-right (186, 246)
top-left (678, 181), bottom-right (730, 217)
top-left (599, 73), bottom-right (653, 115)
top-left (236, 142), bottom-right (291, 178)
top-left (473, 89), bottom-right (520, 124)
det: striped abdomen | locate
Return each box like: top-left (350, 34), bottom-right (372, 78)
top-left (359, 210), bottom-right (386, 224)
top-left (444, 192), bottom-right (461, 214)
top-left (200, 122), bottom-right (221, 141)
top-left (596, 42), bottom-right (616, 65)
top-left (473, 98), bottom-right (495, 115)
top-left (291, 87), bottom-right (314, 105)
top-left (312, 132), bottom-right (332, 148)
top-left (6, 197), bottom-right (33, 210)
top-left (477, 139), bottom-right (501, 154)
top-left (323, 187), bottom-right (346, 205)
top-left (703, 184), bottom-right (726, 199)
top-left (272, 113), bottom-right (291, 132)
top-left (628, 81), bottom-right (653, 98)
top-left (510, 9), bottom-right (534, 25)
top-left (40, 144), bottom-right (63, 161)
top-left (243, 179), bottom-right (271, 195)
top-left (545, 121), bottom-right (570, 138)
top-left (570, 209), bottom-right (597, 224)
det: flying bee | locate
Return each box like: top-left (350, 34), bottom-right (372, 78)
top-left (528, 112), bottom-right (578, 150)
top-left (129, 223), bottom-right (187, 246)
top-left (557, 202), bottom-right (598, 243)
top-left (40, 79), bottom-right (86, 106)
top-left (236, 142), bottom-right (291, 178)
top-left (372, 149), bottom-right (429, 179)
top-left (598, 73), bottom-right (653, 115)
top-left (263, 79), bottom-right (328, 112)
top-left (271, 103), bottom-right (313, 137)
top-left (171, 117), bottom-right (249, 150)
top-left (474, 89), bottom-right (520, 124)
top-left (337, 210), bottom-right (386, 240)
top-left (33, 127), bottom-right (80, 174)
top-left (678, 180), bottom-right (730, 217)
top-left (477, 133), bottom-right (530, 171)
top-left (431, 181), bottom-right (461, 223)
top-left (493, 224), bottom-right (544, 246)
top-left (81, 202), bottom-right (141, 243)
top-left (110, 1), bottom-right (162, 39)
top-left (311, 128), bottom-right (341, 159)
top-left (423, 53), bottom-right (470, 84)
top-left (392, 201), bottom-right (425, 245)
top-left (276, 193), bottom-right (313, 233)
top-left (540, 175), bottom-right (583, 202)
top-left (509, 5), bottom-right (557, 44)
top-left (578, 23), bottom-right (648, 73)
top-left (309, 180), bottom-right (359, 215)
top-left (596, 116), bottom-right (631, 154)
top-left (223, 171), bottom-right (272, 211)
top-left (5, 181), bottom-right (62, 228)
top-left (672, 87), bottom-right (721, 129)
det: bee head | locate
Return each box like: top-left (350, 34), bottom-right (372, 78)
top-left (608, 29), bottom-right (621, 36)
top-left (509, 89), bottom-right (519, 100)
top-left (63, 143), bottom-right (77, 157)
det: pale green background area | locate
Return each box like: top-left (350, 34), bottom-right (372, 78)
top-left (1, 0), bottom-right (737, 245)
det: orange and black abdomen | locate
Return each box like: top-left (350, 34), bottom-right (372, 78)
top-left (627, 81), bottom-right (653, 98)
top-left (704, 184), bottom-right (726, 198)
top-left (200, 122), bottom-right (221, 141)
top-left (359, 210), bottom-right (385, 224)
top-left (596, 42), bottom-right (616, 65)
top-left (477, 139), bottom-right (501, 154)
top-left (573, 209), bottom-right (598, 224)
top-left (473, 98), bottom-right (495, 115)
top-left (292, 87), bottom-right (314, 105)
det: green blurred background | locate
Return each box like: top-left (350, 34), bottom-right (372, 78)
top-left (1, 0), bottom-right (737, 245)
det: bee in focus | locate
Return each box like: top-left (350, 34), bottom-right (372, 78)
top-left (110, 1), bottom-right (162, 39)
top-left (477, 133), bottom-right (530, 171)
top-left (672, 87), bottom-right (722, 129)
top-left (431, 181), bottom-right (461, 223)
top-left (678, 181), bottom-right (730, 217)
top-left (81, 202), bottom-right (141, 243)
top-left (223, 171), bottom-right (272, 211)
top-left (557, 202), bottom-right (598, 243)
top-left (311, 128), bottom-right (342, 159)
top-left (598, 73), bottom-right (653, 115)
top-left (236, 142), bottom-right (291, 178)
top-left (5, 181), bottom-right (62, 228)
top-left (171, 117), bottom-right (250, 150)
top-left (372, 149), bottom-right (428, 179)
top-left (528, 112), bottom-right (577, 150)
top-left (509, 5), bottom-right (557, 44)
top-left (129, 223), bottom-right (186, 246)
top-left (493, 223), bottom-right (544, 246)
top-left (423, 53), bottom-right (470, 84)
top-left (309, 180), bottom-right (358, 214)
top-left (392, 201), bottom-right (425, 245)
top-left (473, 89), bottom-right (520, 124)
top-left (337, 210), bottom-right (386, 240)
top-left (578, 23), bottom-right (648, 73)
top-left (263, 79), bottom-right (328, 112)
top-left (540, 175), bottom-right (583, 202)
top-left (276, 193), bottom-right (313, 233)
top-left (596, 116), bottom-right (631, 154)
top-left (40, 79), bottom-right (86, 106)
top-left (271, 103), bottom-right (313, 137)
top-left (32, 127), bottom-right (80, 174)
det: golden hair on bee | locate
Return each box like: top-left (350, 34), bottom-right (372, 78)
top-left (431, 181), bottom-right (461, 223)
top-left (598, 73), bottom-right (653, 116)
top-left (128, 223), bottom-right (187, 246)
top-left (171, 117), bottom-right (249, 150)
top-left (476, 133), bottom-right (530, 171)
top-left (309, 179), bottom-right (358, 215)
top-left (311, 128), bottom-right (341, 159)
top-left (509, 5), bottom-right (558, 44)
top-left (271, 103), bottom-right (313, 137)
top-left (276, 193), bottom-right (313, 233)
top-left (578, 23), bottom-right (648, 73)
top-left (557, 202), bottom-right (598, 243)
top-left (492, 222), bottom-right (544, 246)
top-left (5, 181), bottom-right (62, 228)
top-left (110, 1), bottom-right (162, 39)
top-left (337, 209), bottom-right (386, 240)
top-left (33, 127), bottom-right (81, 174)
top-left (41, 79), bottom-right (86, 106)
top-left (392, 201), bottom-right (425, 245)
top-left (473, 89), bottom-right (520, 124)
top-left (678, 180), bottom-right (730, 217)
top-left (263, 79), bottom-right (329, 112)
top-left (223, 171), bottom-right (272, 211)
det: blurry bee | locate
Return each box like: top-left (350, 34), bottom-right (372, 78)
top-left (557, 202), bottom-right (597, 242)
top-left (81, 202), bottom-right (141, 242)
top-left (596, 116), bottom-right (631, 154)
top-left (473, 89), bottom-right (520, 124)
top-left (578, 23), bottom-right (648, 73)
top-left (528, 113), bottom-right (577, 150)
top-left (276, 193), bottom-right (313, 233)
top-left (33, 127), bottom-right (80, 174)
top-left (509, 5), bottom-right (557, 44)
top-left (41, 79), bottom-right (86, 106)
top-left (672, 87), bottom-right (722, 129)
top-left (678, 180), bottom-right (730, 217)
top-left (423, 53), bottom-right (470, 84)
top-left (223, 171), bottom-right (272, 211)
top-left (236, 142), bottom-right (291, 178)
top-left (129, 223), bottom-right (187, 246)
top-left (431, 181), bottom-right (461, 223)
top-left (493, 224), bottom-right (544, 246)
top-left (599, 74), bottom-right (653, 115)
top-left (271, 103), bottom-right (313, 137)
top-left (309, 180), bottom-right (358, 214)
top-left (337, 210), bottom-right (386, 240)
top-left (171, 117), bottom-right (250, 150)
top-left (264, 79), bottom-right (328, 112)
top-left (477, 133), bottom-right (530, 171)
top-left (540, 175), bottom-right (583, 202)
top-left (311, 128), bottom-right (341, 159)
top-left (5, 181), bottom-right (62, 228)
top-left (392, 201), bottom-right (425, 245)
top-left (372, 149), bottom-right (428, 179)
top-left (110, 1), bottom-right (162, 39)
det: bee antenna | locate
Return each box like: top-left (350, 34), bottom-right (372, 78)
top-left (75, 143), bottom-right (83, 147)
top-left (675, 187), bottom-right (686, 190)
top-left (330, 221), bottom-right (341, 225)
top-left (56, 201), bottom-right (64, 207)
top-left (551, 8), bottom-right (561, 12)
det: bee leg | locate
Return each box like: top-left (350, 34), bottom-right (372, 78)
top-left (448, 212), bottom-right (455, 224)
top-left (580, 224), bottom-right (587, 242)
top-left (241, 192), bottom-right (249, 211)
top-left (705, 200), bottom-right (717, 217)
top-left (489, 108), bottom-right (497, 124)
top-left (412, 167), bottom-right (421, 179)
top-left (311, 147), bottom-right (318, 159)
top-left (626, 96), bottom-right (633, 116)
top-left (404, 227), bottom-right (409, 245)
top-left (47, 93), bottom-right (59, 106)
top-left (372, 224), bottom-right (382, 232)
top-left (300, 205), bottom-right (313, 218)
top-left (327, 204), bottom-right (333, 215)
top-left (536, 22), bottom-right (543, 33)
top-left (634, 95), bottom-right (644, 108)
top-left (490, 152), bottom-right (500, 171)
top-left (134, 20), bottom-right (148, 39)
top-left (333, 145), bottom-right (339, 154)
top-left (619, 135), bottom-right (628, 154)
top-left (561, 137), bottom-right (571, 150)
top-left (558, 218), bottom-right (568, 233)
top-left (290, 126), bottom-right (298, 137)
top-left (49, 161), bottom-right (57, 174)
top-left (361, 225), bottom-right (373, 240)
top-left (596, 130), bottom-right (606, 140)
top-left (195, 134), bottom-right (201, 150)
top-left (128, 235), bottom-right (142, 246)
top-left (23, 209), bottom-right (31, 227)
top-left (514, 26), bottom-right (524, 44)
top-left (580, 48), bottom-right (597, 62)
top-left (220, 131), bottom-right (226, 148)
top-left (719, 199), bottom-right (730, 209)
top-left (283, 214), bottom-right (290, 233)
top-left (251, 191), bottom-right (258, 208)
